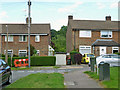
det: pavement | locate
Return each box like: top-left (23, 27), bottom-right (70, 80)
top-left (64, 65), bottom-right (102, 88)
top-left (3, 64), bottom-right (103, 89)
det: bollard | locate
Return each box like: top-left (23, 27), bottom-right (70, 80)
top-left (90, 57), bottom-right (96, 72)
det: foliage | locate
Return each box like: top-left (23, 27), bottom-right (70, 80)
top-left (30, 56), bottom-right (56, 66)
top-left (7, 73), bottom-right (64, 88)
top-left (27, 44), bottom-right (37, 56)
top-left (70, 50), bottom-right (80, 64)
top-left (51, 26), bottom-right (67, 52)
top-left (114, 52), bottom-right (120, 55)
top-left (84, 67), bottom-right (119, 88)
top-left (74, 53), bottom-right (82, 64)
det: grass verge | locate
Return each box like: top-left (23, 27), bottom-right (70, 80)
top-left (6, 73), bottom-right (64, 88)
top-left (84, 67), bottom-right (119, 88)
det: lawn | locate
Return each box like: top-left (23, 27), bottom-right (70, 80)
top-left (84, 67), bottom-right (119, 88)
top-left (6, 73), bottom-right (64, 88)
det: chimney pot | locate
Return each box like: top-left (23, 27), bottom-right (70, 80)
top-left (68, 15), bottom-right (73, 20)
top-left (26, 17), bottom-right (32, 24)
top-left (106, 16), bottom-right (111, 21)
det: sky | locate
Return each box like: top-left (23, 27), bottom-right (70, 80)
top-left (0, 0), bottom-right (119, 31)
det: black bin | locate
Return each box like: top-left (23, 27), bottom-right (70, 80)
top-left (99, 62), bottom-right (110, 81)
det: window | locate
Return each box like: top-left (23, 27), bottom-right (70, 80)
top-left (112, 47), bottom-right (119, 54)
top-left (101, 30), bottom-right (112, 38)
top-left (4, 50), bottom-right (13, 57)
top-left (79, 30), bottom-right (91, 37)
top-left (37, 50), bottom-right (40, 55)
top-left (35, 35), bottom-right (40, 42)
top-left (79, 46), bottom-right (91, 55)
top-left (5, 35), bottom-right (13, 42)
top-left (19, 35), bottom-right (27, 42)
top-left (19, 50), bottom-right (27, 57)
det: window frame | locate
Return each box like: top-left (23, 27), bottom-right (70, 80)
top-left (100, 30), bottom-right (112, 38)
top-left (19, 35), bottom-right (27, 42)
top-left (112, 47), bottom-right (119, 54)
top-left (35, 35), bottom-right (40, 42)
top-left (5, 35), bottom-right (13, 42)
top-left (79, 30), bottom-right (91, 38)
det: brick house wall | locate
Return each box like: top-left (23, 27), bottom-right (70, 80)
top-left (2, 35), bottom-right (49, 56)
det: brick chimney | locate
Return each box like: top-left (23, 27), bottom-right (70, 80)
top-left (105, 16), bottom-right (111, 21)
top-left (68, 15), bottom-right (73, 20)
top-left (26, 17), bottom-right (32, 24)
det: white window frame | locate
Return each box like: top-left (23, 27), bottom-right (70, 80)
top-left (101, 30), bottom-right (112, 38)
top-left (18, 50), bottom-right (27, 57)
top-left (112, 47), bottom-right (119, 54)
top-left (37, 50), bottom-right (40, 55)
top-left (79, 30), bottom-right (91, 37)
top-left (5, 35), bottom-right (13, 42)
top-left (4, 50), bottom-right (13, 55)
top-left (19, 35), bottom-right (27, 42)
top-left (35, 35), bottom-right (40, 42)
top-left (79, 46), bottom-right (91, 55)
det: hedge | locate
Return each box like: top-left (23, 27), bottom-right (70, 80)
top-left (30, 56), bottom-right (56, 66)
top-left (0, 56), bottom-right (56, 66)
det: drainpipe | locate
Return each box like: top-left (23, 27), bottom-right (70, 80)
top-left (74, 30), bottom-right (76, 50)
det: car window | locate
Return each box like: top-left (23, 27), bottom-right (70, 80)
top-left (83, 54), bottom-right (85, 57)
top-left (87, 54), bottom-right (94, 57)
top-left (102, 55), bottom-right (111, 58)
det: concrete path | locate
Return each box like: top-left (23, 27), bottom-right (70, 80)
top-left (64, 65), bottom-right (102, 88)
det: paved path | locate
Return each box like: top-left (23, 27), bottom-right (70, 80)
top-left (64, 65), bottom-right (102, 88)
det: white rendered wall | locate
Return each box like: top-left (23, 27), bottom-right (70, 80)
top-left (56, 54), bottom-right (66, 65)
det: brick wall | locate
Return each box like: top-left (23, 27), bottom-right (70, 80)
top-left (2, 35), bottom-right (49, 56)
top-left (71, 30), bottom-right (119, 56)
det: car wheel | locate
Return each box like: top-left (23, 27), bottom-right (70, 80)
top-left (7, 75), bottom-right (12, 84)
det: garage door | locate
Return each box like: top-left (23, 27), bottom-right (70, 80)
top-left (79, 46), bottom-right (91, 55)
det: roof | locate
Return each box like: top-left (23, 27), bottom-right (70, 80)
top-left (92, 39), bottom-right (120, 46)
top-left (0, 24), bottom-right (50, 34)
top-left (69, 19), bottom-right (119, 30)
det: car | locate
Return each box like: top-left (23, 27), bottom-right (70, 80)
top-left (96, 54), bottom-right (120, 67)
top-left (81, 53), bottom-right (95, 63)
top-left (0, 59), bottom-right (12, 85)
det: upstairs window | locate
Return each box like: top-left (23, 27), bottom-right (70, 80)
top-left (101, 30), bottom-right (112, 38)
top-left (5, 35), bottom-right (13, 42)
top-left (79, 30), bottom-right (91, 37)
top-left (35, 35), bottom-right (40, 42)
top-left (19, 35), bottom-right (27, 42)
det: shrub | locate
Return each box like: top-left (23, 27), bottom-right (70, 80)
top-left (114, 52), bottom-right (120, 55)
top-left (31, 56), bottom-right (56, 66)
top-left (74, 53), bottom-right (82, 64)
top-left (70, 50), bottom-right (80, 64)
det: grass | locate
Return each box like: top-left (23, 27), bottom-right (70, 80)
top-left (11, 66), bottom-right (60, 70)
top-left (84, 67), bottom-right (119, 88)
top-left (7, 73), bottom-right (64, 88)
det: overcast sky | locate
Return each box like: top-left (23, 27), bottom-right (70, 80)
top-left (0, 0), bottom-right (119, 30)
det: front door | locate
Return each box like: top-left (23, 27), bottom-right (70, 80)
top-left (100, 47), bottom-right (106, 55)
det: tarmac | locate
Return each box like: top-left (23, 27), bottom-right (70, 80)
top-left (63, 65), bottom-right (103, 88)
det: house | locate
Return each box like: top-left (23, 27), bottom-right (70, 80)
top-left (0, 20), bottom-right (51, 57)
top-left (66, 15), bottom-right (120, 56)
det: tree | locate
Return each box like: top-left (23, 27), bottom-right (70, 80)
top-left (27, 44), bottom-right (37, 56)
top-left (51, 26), bottom-right (67, 52)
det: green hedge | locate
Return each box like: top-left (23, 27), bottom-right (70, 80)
top-left (30, 56), bottom-right (56, 66)
top-left (1, 57), bottom-right (28, 67)
top-left (70, 51), bottom-right (80, 64)
top-left (1, 56), bottom-right (56, 66)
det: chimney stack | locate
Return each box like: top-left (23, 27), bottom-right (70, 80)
top-left (26, 17), bottom-right (32, 24)
top-left (68, 15), bottom-right (73, 20)
top-left (105, 16), bottom-right (111, 21)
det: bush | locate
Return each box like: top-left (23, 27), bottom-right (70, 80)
top-left (31, 56), bottom-right (56, 66)
top-left (70, 50), bottom-right (80, 64)
top-left (114, 52), bottom-right (120, 55)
